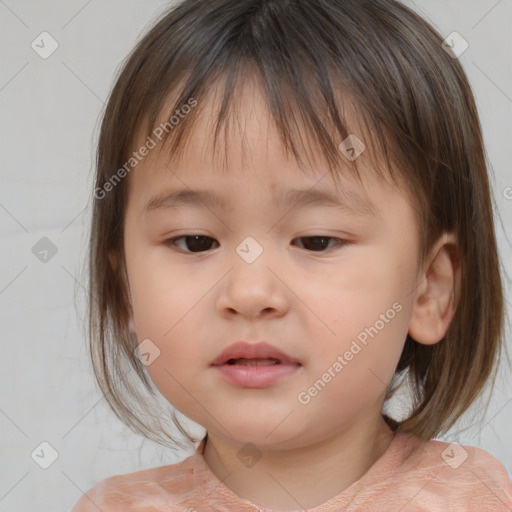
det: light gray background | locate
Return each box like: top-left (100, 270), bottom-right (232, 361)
top-left (0, 1), bottom-right (511, 511)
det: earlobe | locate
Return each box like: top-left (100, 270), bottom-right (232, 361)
top-left (408, 233), bottom-right (460, 346)
top-left (128, 311), bottom-right (137, 333)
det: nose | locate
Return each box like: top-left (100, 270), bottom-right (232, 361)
top-left (216, 243), bottom-right (289, 320)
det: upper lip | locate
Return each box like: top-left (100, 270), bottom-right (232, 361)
top-left (211, 341), bottom-right (301, 365)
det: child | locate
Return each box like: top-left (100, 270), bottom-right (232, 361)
top-left (72, 0), bottom-right (512, 510)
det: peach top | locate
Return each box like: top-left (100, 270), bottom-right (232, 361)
top-left (71, 430), bottom-right (512, 512)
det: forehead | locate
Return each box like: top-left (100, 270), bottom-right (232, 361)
top-left (126, 74), bottom-right (405, 217)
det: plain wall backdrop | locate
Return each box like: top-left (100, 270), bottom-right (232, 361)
top-left (0, 1), bottom-right (511, 511)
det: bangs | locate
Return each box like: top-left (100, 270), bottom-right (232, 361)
top-left (147, 63), bottom-right (394, 186)
top-left (119, 0), bottom-right (417, 197)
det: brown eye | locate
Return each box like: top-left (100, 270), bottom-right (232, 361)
top-left (292, 236), bottom-right (345, 252)
top-left (165, 235), bottom-right (218, 253)
top-left (164, 235), bottom-right (347, 254)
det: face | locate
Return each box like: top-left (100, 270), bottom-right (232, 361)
top-left (122, 81), bottom-right (422, 451)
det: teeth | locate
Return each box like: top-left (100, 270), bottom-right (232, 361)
top-left (227, 358), bottom-right (280, 366)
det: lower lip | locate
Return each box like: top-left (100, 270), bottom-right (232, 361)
top-left (212, 362), bottom-right (301, 388)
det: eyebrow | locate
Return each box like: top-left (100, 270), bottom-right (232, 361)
top-left (143, 186), bottom-right (378, 217)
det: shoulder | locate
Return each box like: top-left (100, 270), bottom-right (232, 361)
top-left (69, 454), bottom-right (198, 512)
top-left (388, 433), bottom-right (512, 511)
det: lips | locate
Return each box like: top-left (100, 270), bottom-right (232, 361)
top-left (211, 341), bottom-right (301, 366)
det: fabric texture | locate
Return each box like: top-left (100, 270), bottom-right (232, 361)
top-left (71, 430), bottom-right (512, 512)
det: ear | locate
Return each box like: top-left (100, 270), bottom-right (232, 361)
top-left (108, 250), bottom-right (137, 334)
top-left (408, 232), bottom-right (461, 345)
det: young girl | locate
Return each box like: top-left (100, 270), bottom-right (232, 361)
top-left (72, 0), bottom-right (512, 510)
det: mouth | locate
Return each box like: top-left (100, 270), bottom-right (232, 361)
top-left (211, 342), bottom-right (301, 388)
top-left (211, 341), bottom-right (301, 367)
top-left (225, 358), bottom-right (282, 366)
top-left (212, 357), bottom-right (301, 388)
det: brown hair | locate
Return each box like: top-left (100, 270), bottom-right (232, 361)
top-left (87, 0), bottom-right (508, 448)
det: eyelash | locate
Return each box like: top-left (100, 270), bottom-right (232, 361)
top-left (164, 235), bottom-right (348, 253)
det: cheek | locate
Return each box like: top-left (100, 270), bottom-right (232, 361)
top-left (130, 274), bottom-right (207, 374)
top-left (126, 261), bottom-right (198, 403)
top-left (301, 247), bottom-right (415, 378)
top-left (124, 242), bottom-right (211, 394)
top-left (307, 251), bottom-right (412, 332)
top-left (126, 245), bottom-right (200, 337)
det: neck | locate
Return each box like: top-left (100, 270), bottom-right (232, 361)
top-left (202, 413), bottom-right (395, 510)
